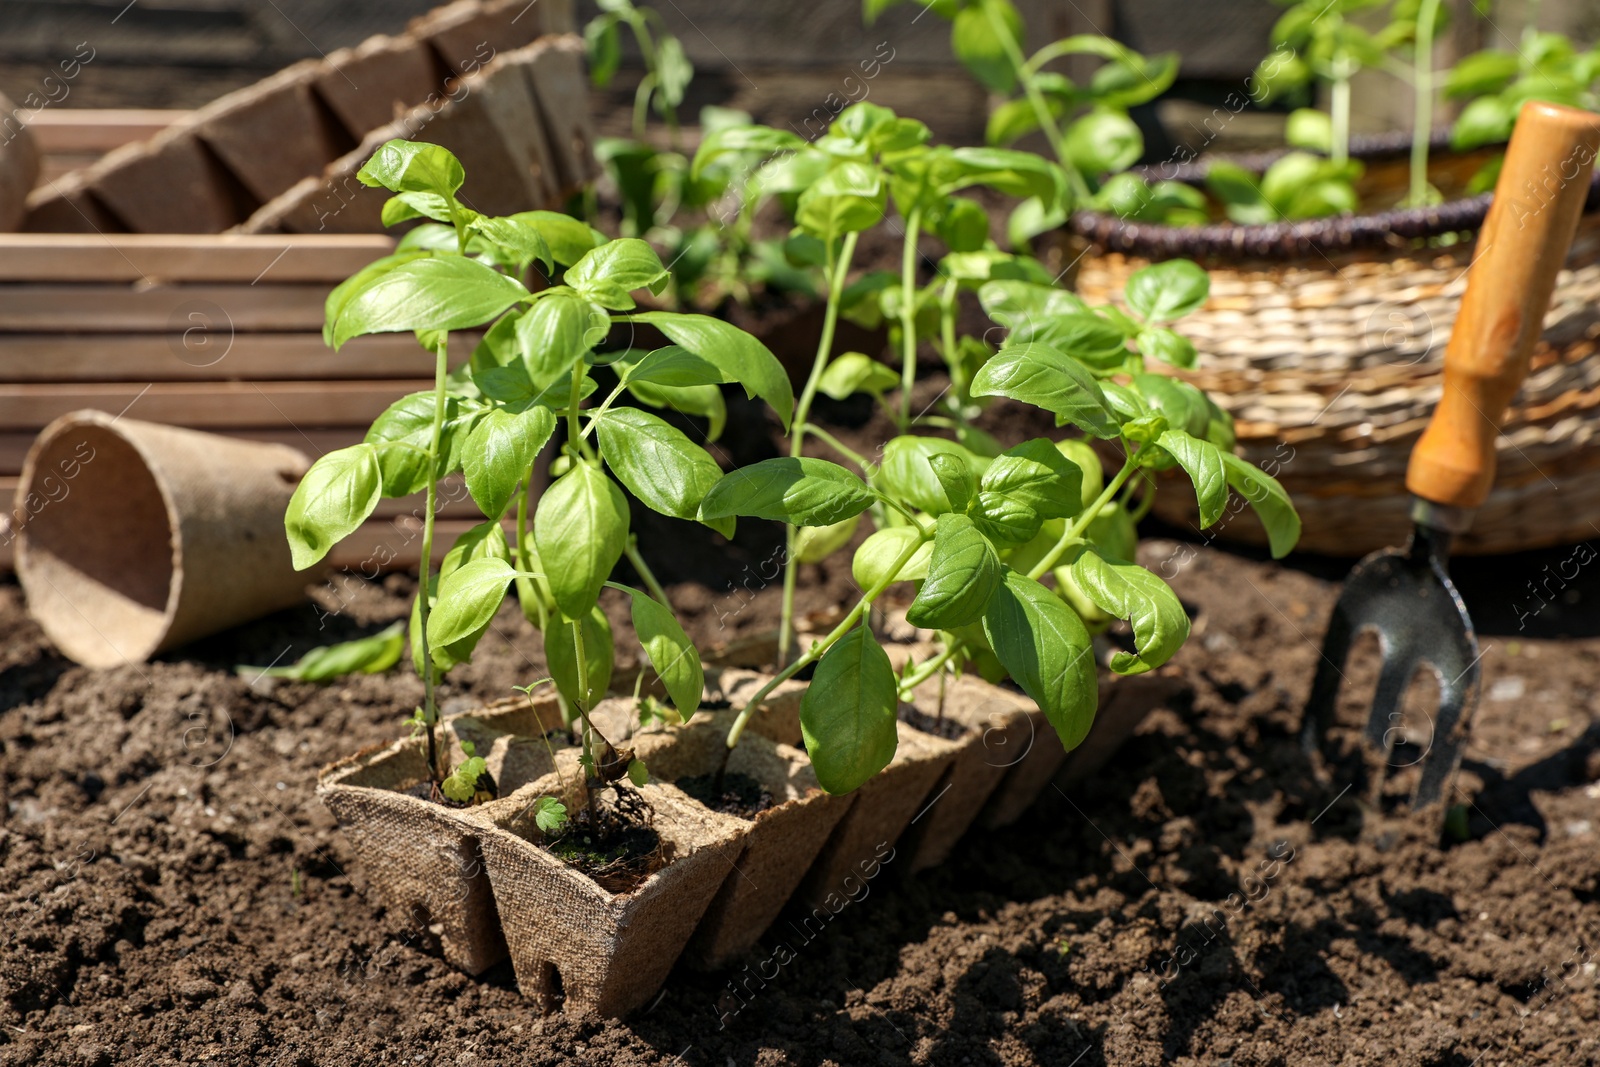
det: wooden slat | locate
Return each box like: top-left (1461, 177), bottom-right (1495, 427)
top-left (0, 236), bottom-right (394, 283)
top-left (0, 284), bottom-right (336, 332)
top-left (0, 380), bottom-right (433, 432)
top-left (21, 109), bottom-right (188, 154)
top-left (0, 332), bottom-right (471, 382)
top-left (0, 516), bottom-right (491, 574)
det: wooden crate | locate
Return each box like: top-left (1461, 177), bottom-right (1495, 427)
top-left (0, 233), bottom-right (489, 572)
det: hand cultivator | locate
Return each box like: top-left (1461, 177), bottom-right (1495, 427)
top-left (1304, 101), bottom-right (1600, 817)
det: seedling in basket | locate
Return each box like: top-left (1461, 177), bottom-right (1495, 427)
top-left (701, 258), bottom-right (1300, 794)
top-left (284, 140), bottom-right (793, 822)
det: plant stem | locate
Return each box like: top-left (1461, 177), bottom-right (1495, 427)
top-left (569, 615), bottom-right (600, 825)
top-left (1330, 59), bottom-right (1353, 168)
top-left (898, 639), bottom-right (961, 700)
top-left (625, 539), bottom-right (673, 611)
top-left (985, 0), bottom-right (1073, 185)
top-left (417, 338), bottom-right (451, 781)
top-left (1410, 0), bottom-right (1444, 206)
top-left (939, 277), bottom-right (961, 407)
top-left (805, 424), bottom-right (874, 472)
top-left (777, 229), bottom-right (860, 669)
top-left (726, 525), bottom-right (930, 750)
top-left (897, 205), bottom-right (923, 430)
top-left (1027, 454), bottom-right (1139, 581)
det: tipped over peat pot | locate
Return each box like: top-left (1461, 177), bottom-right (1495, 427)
top-left (1069, 130), bottom-right (1600, 556)
top-left (13, 411), bottom-right (312, 667)
top-left (317, 664), bottom-right (1184, 1016)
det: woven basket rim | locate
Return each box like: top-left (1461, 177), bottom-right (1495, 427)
top-left (1071, 127), bottom-right (1600, 261)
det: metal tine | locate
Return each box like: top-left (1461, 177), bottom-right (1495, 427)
top-left (1412, 659), bottom-right (1478, 810)
top-left (1301, 594), bottom-right (1356, 758)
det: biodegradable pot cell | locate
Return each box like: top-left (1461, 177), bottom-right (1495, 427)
top-left (14, 411), bottom-right (311, 668)
top-left (896, 675), bottom-right (1033, 873)
top-left (793, 720), bottom-right (957, 909)
top-left (316, 694), bottom-right (567, 977)
top-left (627, 713), bottom-right (853, 969)
top-left (466, 768), bottom-right (748, 1017)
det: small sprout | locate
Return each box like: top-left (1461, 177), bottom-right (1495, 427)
top-left (1443, 803), bottom-right (1471, 844)
top-left (1056, 940), bottom-right (1072, 957)
top-left (533, 796), bottom-right (569, 835)
top-left (637, 694), bottom-right (681, 728)
top-left (1550, 718), bottom-right (1570, 734)
top-left (513, 679), bottom-right (555, 697)
top-left (440, 740), bottom-right (489, 804)
top-left (291, 867), bottom-right (303, 899)
top-left (627, 758), bottom-right (649, 788)
top-left (403, 707), bottom-right (427, 738)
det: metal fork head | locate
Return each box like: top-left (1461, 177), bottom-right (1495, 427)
top-left (1303, 523), bottom-right (1479, 812)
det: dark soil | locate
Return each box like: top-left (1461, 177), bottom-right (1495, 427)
top-left (545, 807), bottom-right (665, 897)
top-left (5, 521), bottom-right (1600, 1065)
top-left (676, 772), bottom-right (775, 820)
top-left (899, 701), bottom-right (973, 743)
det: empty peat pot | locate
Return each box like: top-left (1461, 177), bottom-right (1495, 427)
top-left (13, 410), bottom-right (312, 667)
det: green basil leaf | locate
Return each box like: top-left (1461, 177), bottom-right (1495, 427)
top-left (951, 0), bottom-right (1021, 93)
top-left (1157, 429), bottom-right (1227, 528)
top-left (1452, 94), bottom-right (1516, 151)
top-left (970, 343), bottom-right (1119, 438)
top-left (795, 513), bottom-right (861, 564)
top-left (1125, 259), bottom-right (1210, 323)
top-left (546, 606), bottom-right (614, 710)
top-left (1017, 311), bottom-right (1131, 367)
top-left (322, 251), bottom-right (432, 347)
top-left (1137, 326), bottom-right (1198, 369)
top-left (1132, 373), bottom-right (1208, 438)
top-left (906, 513), bottom-right (1001, 629)
top-left (623, 311), bottom-right (794, 430)
top-left (622, 345), bottom-right (724, 387)
top-left (507, 210), bottom-right (606, 268)
top-left (626, 379), bottom-right (728, 442)
top-left (618, 584), bottom-right (703, 715)
top-left (928, 452), bottom-right (975, 513)
top-left (819, 351), bottom-right (900, 399)
top-left (1067, 545), bottom-right (1188, 674)
top-left (427, 556), bottom-right (514, 650)
top-left (979, 438), bottom-right (1084, 520)
top-left (851, 525), bottom-right (932, 588)
top-left (876, 436), bottom-right (980, 515)
top-left (978, 280), bottom-right (1087, 329)
top-left (596, 407), bottom-right (723, 522)
top-left (1054, 439), bottom-right (1105, 510)
top-left (971, 491), bottom-right (1042, 544)
top-left (534, 464), bottom-right (630, 618)
top-left (1221, 451), bottom-right (1300, 558)
top-left (983, 569), bottom-right (1097, 749)
top-left (470, 215), bottom-right (553, 274)
top-left (330, 256), bottom-right (529, 348)
top-left (357, 139), bottom-right (465, 197)
top-left (241, 620), bottom-right (405, 682)
top-left (800, 626), bottom-right (899, 794)
top-left (439, 520), bottom-right (511, 581)
top-left (699, 457), bottom-right (874, 527)
top-left (515, 290), bottom-right (608, 390)
top-left (285, 444), bottom-right (382, 570)
top-left (565, 238), bottom-right (670, 306)
top-left (795, 161), bottom-right (888, 240)
top-left (1064, 108), bottom-right (1143, 176)
top-left (462, 405), bottom-right (556, 519)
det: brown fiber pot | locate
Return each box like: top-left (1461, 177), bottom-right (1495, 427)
top-left (14, 411), bottom-right (311, 667)
top-left (623, 712), bottom-right (853, 970)
top-left (464, 761), bottom-right (748, 1017)
top-left (315, 693), bottom-right (567, 975)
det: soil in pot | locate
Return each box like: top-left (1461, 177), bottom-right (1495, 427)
top-left (543, 789), bottom-right (667, 895)
top-left (675, 771), bottom-right (775, 818)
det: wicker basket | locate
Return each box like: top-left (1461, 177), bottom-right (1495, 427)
top-left (1070, 132), bottom-right (1600, 557)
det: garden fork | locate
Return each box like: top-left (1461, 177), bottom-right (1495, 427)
top-left (1304, 101), bottom-right (1600, 815)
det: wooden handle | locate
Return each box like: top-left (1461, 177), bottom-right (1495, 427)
top-left (1407, 101), bottom-right (1600, 509)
